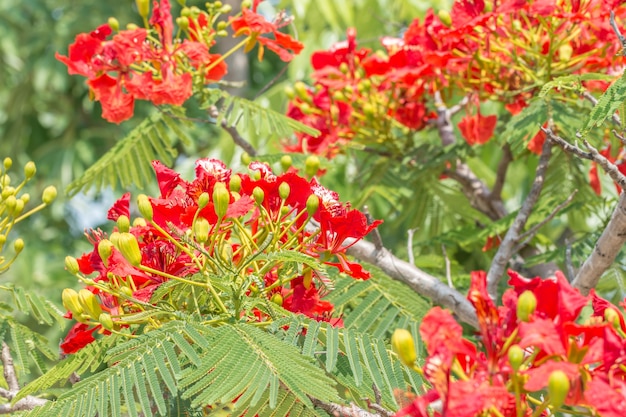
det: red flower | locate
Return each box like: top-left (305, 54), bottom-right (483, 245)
top-left (458, 112), bottom-right (497, 145)
top-left (60, 323), bottom-right (97, 354)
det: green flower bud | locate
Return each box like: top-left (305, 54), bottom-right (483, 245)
top-left (241, 0), bottom-right (252, 9)
top-left (212, 182), bottom-right (230, 219)
top-left (42, 186), bottom-right (57, 205)
top-left (253, 187), bottom-right (265, 205)
top-left (12, 199), bottom-right (24, 216)
top-left (24, 161), bottom-right (36, 179)
top-left (508, 345), bottom-right (524, 371)
top-left (548, 370), bottom-right (570, 409)
top-left (3, 157), bottom-right (11, 170)
top-left (220, 4), bottom-right (232, 13)
top-left (99, 313), bottom-right (115, 331)
top-left (229, 174), bottom-right (242, 192)
top-left (62, 288), bottom-right (84, 317)
top-left (180, 7), bottom-right (191, 17)
top-left (339, 62), bottom-right (349, 74)
top-left (13, 238), bottom-right (24, 254)
top-left (98, 239), bottom-right (114, 266)
top-left (20, 193), bottom-right (30, 205)
top-left (126, 23), bottom-right (139, 30)
top-left (197, 192), bottom-right (210, 210)
top-left (137, 194), bottom-right (153, 221)
top-left (136, 0), bottom-right (150, 18)
top-left (559, 43), bottom-right (573, 62)
top-left (280, 155), bottom-right (292, 173)
top-left (391, 329), bottom-right (417, 367)
top-left (216, 29), bottom-right (228, 37)
top-left (284, 86), bottom-right (295, 99)
top-left (271, 293), bottom-right (283, 306)
top-left (216, 21), bottom-right (227, 31)
top-left (240, 152), bottom-right (252, 166)
top-left (306, 194), bottom-right (320, 216)
top-left (0, 235), bottom-right (6, 249)
top-left (78, 289), bottom-right (103, 320)
top-left (193, 217), bottom-right (210, 243)
top-left (65, 256), bottom-right (80, 275)
top-left (132, 218), bottom-right (147, 227)
top-left (214, 1), bottom-right (223, 8)
top-left (108, 17), bottom-right (120, 31)
top-left (2, 186), bottom-right (15, 200)
top-left (517, 290), bottom-right (537, 322)
top-left (109, 231), bottom-right (121, 248)
top-left (294, 81), bottom-right (309, 100)
top-left (305, 155), bottom-right (320, 178)
top-left (117, 215), bottom-right (130, 233)
top-left (278, 182), bottom-right (290, 200)
top-left (605, 308), bottom-right (621, 327)
top-left (4, 195), bottom-right (16, 211)
top-left (438, 9), bottom-right (452, 27)
top-left (120, 286), bottom-right (134, 298)
top-left (1, 175), bottom-right (10, 187)
top-left (176, 16), bottom-right (189, 30)
top-left (117, 232), bottom-right (143, 267)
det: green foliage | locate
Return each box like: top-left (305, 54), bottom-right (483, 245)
top-left (503, 98), bottom-right (548, 155)
top-left (580, 70), bottom-right (626, 136)
top-left (539, 73), bottom-right (615, 97)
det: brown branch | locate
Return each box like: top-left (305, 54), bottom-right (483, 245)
top-left (2, 342), bottom-right (18, 392)
top-left (0, 342), bottom-right (47, 414)
top-left (611, 11), bottom-right (626, 52)
top-left (220, 119), bottom-right (258, 157)
top-left (486, 137), bottom-right (552, 299)
top-left (445, 164), bottom-right (506, 220)
top-left (309, 396), bottom-right (392, 417)
top-left (346, 239), bottom-right (478, 328)
top-left (491, 144), bottom-right (513, 202)
top-left (363, 206), bottom-right (383, 251)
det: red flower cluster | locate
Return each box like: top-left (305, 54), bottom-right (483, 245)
top-left (57, 0), bottom-right (302, 124)
top-left (285, 0), bottom-right (626, 155)
top-left (398, 270), bottom-right (626, 416)
top-left (61, 158), bottom-right (380, 353)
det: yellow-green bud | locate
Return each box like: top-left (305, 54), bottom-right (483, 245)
top-left (176, 16), bottom-right (189, 30)
top-left (4, 195), bottom-right (16, 211)
top-left (193, 217), bottom-right (210, 243)
top-left (508, 345), bottom-right (524, 371)
top-left (126, 23), bottom-right (139, 30)
top-left (1, 175), bottom-right (10, 187)
top-left (20, 193), bottom-right (30, 205)
top-left (117, 232), bottom-right (143, 267)
top-left (240, 152), bottom-right (252, 166)
top-left (517, 290), bottom-right (537, 322)
top-left (306, 194), bottom-right (320, 216)
top-left (181, 7), bottom-right (191, 17)
top-left (241, 0), bottom-right (252, 9)
top-left (99, 313), bottom-right (115, 331)
top-left (42, 186), bottom-right (57, 205)
top-left (438, 9), bottom-right (452, 26)
top-left (305, 155), bottom-right (320, 178)
top-left (0, 235), bottom-right (6, 249)
top-left (198, 192), bottom-right (210, 209)
top-left (62, 288), bottom-right (84, 317)
top-left (65, 256), bottom-right (80, 275)
top-left (109, 231), bottom-right (121, 248)
top-left (78, 289), bottom-right (103, 319)
top-left (136, 0), bottom-right (150, 18)
top-left (217, 21), bottom-right (228, 31)
top-left (294, 81), bottom-right (309, 100)
top-left (98, 239), bottom-right (114, 266)
top-left (24, 161), bottom-right (36, 179)
top-left (605, 308), bottom-right (621, 327)
top-left (559, 43), bottom-right (573, 62)
top-left (280, 155), bottom-right (292, 172)
top-left (253, 187), bottom-right (265, 205)
top-left (216, 29), bottom-right (228, 37)
top-left (132, 218), bottom-right (147, 227)
top-left (391, 329), bottom-right (417, 367)
top-left (117, 215), bottom-right (130, 233)
top-left (3, 157), bottom-right (11, 170)
top-left (137, 194), bottom-right (153, 221)
top-left (212, 182), bottom-right (230, 219)
top-left (120, 286), bottom-right (134, 298)
top-left (214, 1), bottom-right (223, 8)
top-left (219, 4), bottom-right (232, 13)
top-left (271, 293), bottom-right (283, 306)
top-left (278, 182), bottom-right (290, 200)
top-left (108, 17), bottom-right (120, 31)
top-left (229, 174), bottom-right (242, 192)
top-left (12, 199), bottom-right (24, 216)
top-left (548, 370), bottom-right (570, 409)
top-left (284, 86), bottom-right (295, 99)
top-left (13, 238), bottom-right (24, 254)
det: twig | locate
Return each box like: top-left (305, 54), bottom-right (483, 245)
top-left (220, 119), bottom-right (258, 156)
top-left (610, 11), bottom-right (626, 53)
top-left (445, 164), bottom-right (506, 220)
top-left (441, 245), bottom-right (453, 288)
top-left (346, 239), bottom-right (478, 328)
top-left (572, 192), bottom-right (626, 294)
top-left (2, 342), bottom-right (18, 392)
top-left (363, 206), bottom-right (383, 251)
top-left (407, 228), bottom-right (417, 266)
top-left (613, 129), bottom-right (626, 147)
top-left (491, 144), bottom-right (513, 202)
top-left (433, 91), bottom-right (459, 146)
top-left (486, 137), bottom-right (552, 299)
top-left (581, 91), bottom-right (621, 125)
top-left (309, 396), bottom-right (389, 417)
top-left (0, 342), bottom-right (47, 413)
top-left (545, 127), bottom-right (626, 189)
top-left (512, 190), bottom-right (578, 253)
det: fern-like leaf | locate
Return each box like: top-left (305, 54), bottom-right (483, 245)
top-left (580, 70), bottom-right (626, 136)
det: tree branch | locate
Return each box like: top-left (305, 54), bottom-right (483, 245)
top-left (445, 164), bottom-right (506, 220)
top-left (309, 396), bottom-right (393, 417)
top-left (221, 119), bottom-right (258, 157)
top-left (486, 137), bottom-right (552, 299)
top-left (491, 144), bottom-right (513, 202)
top-left (346, 239), bottom-right (478, 328)
top-left (0, 342), bottom-right (47, 414)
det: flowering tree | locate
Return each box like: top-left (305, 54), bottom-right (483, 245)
top-left (3, 0), bottom-right (626, 416)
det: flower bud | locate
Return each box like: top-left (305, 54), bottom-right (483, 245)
top-left (220, 4), bottom-right (232, 13)
top-left (4, 195), bottom-right (16, 211)
top-left (270, 293), bottom-right (283, 306)
top-left (241, 0), bottom-right (252, 8)
top-left (98, 239), bottom-right (114, 266)
top-left (212, 182), bottom-right (230, 219)
top-left (0, 235), bottom-right (6, 249)
top-left (306, 194), bottom-right (320, 216)
top-left (438, 9), bottom-right (452, 27)
top-left (193, 217), bottom-right (210, 243)
top-left (508, 345), bottom-right (524, 371)
top-left (108, 17), bottom-right (120, 31)
top-left (137, 194), bottom-right (153, 221)
top-left (126, 23), bottom-right (139, 30)
top-left (517, 290), bottom-right (537, 322)
top-left (294, 81), bottom-right (309, 100)
top-left (229, 174), bottom-right (242, 192)
top-left (391, 329), bottom-right (417, 367)
top-left (41, 185), bottom-right (57, 205)
top-left (117, 232), bottom-right (143, 267)
top-left (284, 86), bottom-right (295, 99)
top-left (20, 193), bottom-right (30, 205)
top-left (280, 155), bottom-right (292, 173)
top-left (176, 16), bottom-right (189, 30)
top-left (132, 218), bottom-right (147, 227)
top-left (339, 62), bottom-right (349, 74)
top-left (117, 215), bottom-right (130, 233)
top-left (24, 161), bottom-right (36, 179)
top-left (65, 256), bottom-right (80, 275)
top-left (99, 313), bottom-right (115, 331)
top-left (240, 152), bottom-right (252, 166)
top-left (216, 29), bottom-right (228, 37)
top-left (12, 199), bottom-right (24, 216)
top-left (120, 286), bottom-right (134, 298)
top-left (1, 176), bottom-right (10, 187)
top-left (3, 157), bottom-right (11, 170)
top-left (605, 308), bottom-right (621, 328)
top-left (13, 238), bottom-right (24, 254)
top-left (253, 187), bottom-right (265, 205)
top-left (198, 192), bottom-right (210, 209)
top-left (305, 155), bottom-right (320, 178)
top-left (559, 43), bottom-right (573, 62)
top-left (109, 231), bottom-right (121, 248)
top-left (278, 182), bottom-right (290, 200)
top-left (181, 7), bottom-right (191, 17)
top-left (136, 0), bottom-right (150, 18)
top-left (78, 289), bottom-right (103, 320)
top-left (548, 370), bottom-right (570, 409)
top-left (62, 288), bottom-right (83, 317)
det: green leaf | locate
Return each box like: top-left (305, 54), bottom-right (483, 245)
top-left (580, 70), bottom-right (626, 136)
top-left (503, 98), bottom-right (548, 155)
